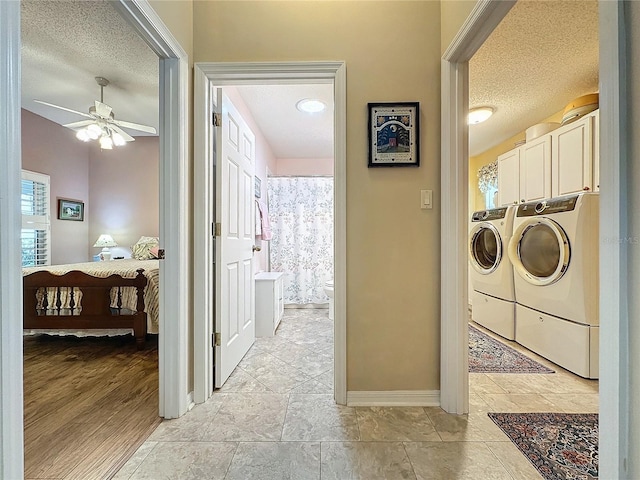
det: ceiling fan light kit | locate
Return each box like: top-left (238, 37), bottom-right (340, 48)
top-left (34, 76), bottom-right (157, 149)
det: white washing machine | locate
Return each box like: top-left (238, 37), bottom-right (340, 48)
top-left (469, 205), bottom-right (516, 339)
top-left (507, 193), bottom-right (599, 378)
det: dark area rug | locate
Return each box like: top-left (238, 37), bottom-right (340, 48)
top-left (469, 324), bottom-right (555, 373)
top-left (488, 412), bottom-right (598, 480)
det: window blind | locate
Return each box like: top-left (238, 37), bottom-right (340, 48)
top-left (21, 170), bottom-right (51, 267)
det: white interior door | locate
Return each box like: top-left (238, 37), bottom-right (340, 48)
top-left (215, 90), bottom-right (256, 388)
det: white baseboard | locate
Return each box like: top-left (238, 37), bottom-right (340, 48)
top-left (186, 392), bottom-right (195, 412)
top-left (346, 390), bottom-right (440, 407)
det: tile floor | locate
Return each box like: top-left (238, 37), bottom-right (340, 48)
top-left (114, 310), bottom-right (599, 480)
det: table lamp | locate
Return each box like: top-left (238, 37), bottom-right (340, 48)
top-left (93, 234), bottom-right (118, 261)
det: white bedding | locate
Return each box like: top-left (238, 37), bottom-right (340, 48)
top-left (22, 259), bottom-right (160, 335)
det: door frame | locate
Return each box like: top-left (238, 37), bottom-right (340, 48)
top-left (0, 0), bottom-right (189, 474)
top-left (113, 0), bottom-right (190, 422)
top-left (193, 62), bottom-right (347, 405)
top-left (440, 1), bottom-right (628, 477)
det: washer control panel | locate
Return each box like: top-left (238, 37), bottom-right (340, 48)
top-left (517, 195), bottom-right (579, 217)
top-left (471, 207), bottom-right (508, 222)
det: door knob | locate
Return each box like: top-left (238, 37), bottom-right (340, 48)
top-left (252, 245), bottom-right (261, 252)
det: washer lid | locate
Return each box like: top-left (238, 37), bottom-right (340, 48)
top-left (469, 222), bottom-right (502, 275)
top-left (508, 218), bottom-right (570, 286)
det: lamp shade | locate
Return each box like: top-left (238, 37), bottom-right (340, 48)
top-left (93, 234), bottom-right (118, 248)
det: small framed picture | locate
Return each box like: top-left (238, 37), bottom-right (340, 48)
top-left (368, 102), bottom-right (420, 167)
top-left (255, 176), bottom-right (262, 198)
top-left (58, 198), bottom-right (84, 221)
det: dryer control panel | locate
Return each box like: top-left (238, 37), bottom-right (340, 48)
top-left (471, 207), bottom-right (508, 222)
top-left (517, 195), bottom-right (579, 217)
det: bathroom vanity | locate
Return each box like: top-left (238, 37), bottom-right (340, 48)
top-left (255, 272), bottom-right (284, 336)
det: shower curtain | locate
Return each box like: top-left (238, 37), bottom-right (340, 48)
top-left (267, 176), bottom-right (333, 305)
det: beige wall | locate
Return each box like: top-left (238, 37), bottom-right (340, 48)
top-left (440, 0), bottom-right (476, 54)
top-left (21, 110), bottom-right (90, 265)
top-left (88, 137), bottom-right (160, 260)
top-left (628, 2), bottom-right (640, 475)
top-left (148, 0), bottom-right (193, 58)
top-left (194, 1), bottom-right (442, 391)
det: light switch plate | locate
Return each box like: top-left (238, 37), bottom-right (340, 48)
top-left (421, 189), bottom-right (433, 209)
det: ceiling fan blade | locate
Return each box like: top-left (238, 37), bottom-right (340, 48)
top-left (110, 125), bottom-right (135, 142)
top-left (112, 119), bottom-right (157, 135)
top-left (34, 100), bottom-right (93, 119)
top-left (94, 101), bottom-right (113, 118)
top-left (63, 120), bottom-right (95, 129)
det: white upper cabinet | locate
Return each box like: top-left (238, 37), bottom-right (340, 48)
top-left (497, 135), bottom-right (551, 206)
top-left (551, 112), bottom-right (594, 197)
top-left (520, 135), bottom-right (552, 203)
top-left (496, 109), bottom-right (599, 204)
top-left (497, 148), bottom-right (521, 206)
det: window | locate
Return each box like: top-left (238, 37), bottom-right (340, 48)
top-left (21, 170), bottom-right (50, 267)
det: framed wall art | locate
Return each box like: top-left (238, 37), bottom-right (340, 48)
top-left (368, 102), bottom-right (420, 167)
top-left (255, 176), bottom-right (262, 198)
top-left (58, 198), bottom-right (84, 221)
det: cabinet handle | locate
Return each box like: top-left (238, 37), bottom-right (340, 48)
top-left (520, 199), bottom-right (525, 203)
top-left (513, 201), bottom-right (518, 205)
top-left (583, 186), bottom-right (590, 191)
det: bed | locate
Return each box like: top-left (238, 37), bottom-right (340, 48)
top-left (22, 259), bottom-right (160, 349)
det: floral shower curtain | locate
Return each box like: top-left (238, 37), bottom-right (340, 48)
top-left (267, 176), bottom-right (333, 305)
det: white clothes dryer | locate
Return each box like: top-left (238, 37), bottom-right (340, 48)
top-left (507, 193), bottom-right (599, 378)
top-left (469, 205), bottom-right (516, 339)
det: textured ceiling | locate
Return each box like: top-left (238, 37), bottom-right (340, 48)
top-left (20, 0), bottom-right (599, 158)
top-left (469, 0), bottom-right (599, 156)
top-left (236, 85), bottom-right (334, 159)
top-left (21, 0), bottom-right (159, 136)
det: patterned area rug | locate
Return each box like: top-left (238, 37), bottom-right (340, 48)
top-left (469, 324), bottom-right (555, 373)
top-left (488, 412), bottom-right (598, 480)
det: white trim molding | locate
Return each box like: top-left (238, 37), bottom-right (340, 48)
top-left (347, 391), bottom-right (440, 407)
top-left (112, 0), bottom-right (191, 419)
top-left (193, 66), bottom-right (215, 404)
top-left (598, 2), bottom-right (629, 478)
top-left (193, 61), bottom-right (347, 405)
top-left (0, 2), bottom-right (25, 477)
top-left (440, 0), bottom-right (514, 415)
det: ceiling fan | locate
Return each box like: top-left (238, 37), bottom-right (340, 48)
top-left (34, 76), bottom-right (157, 149)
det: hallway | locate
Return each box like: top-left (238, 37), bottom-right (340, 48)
top-left (114, 310), bottom-right (597, 479)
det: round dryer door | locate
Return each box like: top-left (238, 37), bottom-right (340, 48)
top-left (469, 223), bottom-right (502, 274)
top-left (508, 218), bottom-right (570, 286)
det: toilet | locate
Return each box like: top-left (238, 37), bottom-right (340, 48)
top-left (323, 280), bottom-right (334, 320)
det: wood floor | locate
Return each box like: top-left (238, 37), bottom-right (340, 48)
top-left (23, 334), bottom-right (160, 480)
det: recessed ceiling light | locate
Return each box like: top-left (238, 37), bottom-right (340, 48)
top-left (468, 107), bottom-right (494, 125)
top-left (296, 99), bottom-right (326, 114)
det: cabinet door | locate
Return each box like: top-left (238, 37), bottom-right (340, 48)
top-left (551, 115), bottom-right (593, 197)
top-left (520, 136), bottom-right (552, 203)
top-left (497, 148), bottom-right (520, 206)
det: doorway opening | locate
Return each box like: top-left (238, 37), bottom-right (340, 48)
top-left (441, 1), bottom-right (628, 477)
top-left (0, 0), bottom-right (189, 476)
top-left (193, 62), bottom-right (347, 405)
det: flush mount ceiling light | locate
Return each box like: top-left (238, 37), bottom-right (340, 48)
top-left (468, 107), bottom-right (494, 125)
top-left (296, 98), bottom-right (326, 114)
